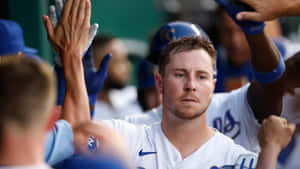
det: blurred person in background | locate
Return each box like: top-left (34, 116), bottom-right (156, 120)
top-left (0, 55), bottom-right (56, 169)
top-left (92, 34), bottom-right (142, 120)
top-left (137, 60), bottom-right (161, 111)
top-left (0, 18), bottom-right (75, 166)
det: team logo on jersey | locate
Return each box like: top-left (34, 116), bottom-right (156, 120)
top-left (213, 110), bottom-right (240, 139)
top-left (138, 149), bottom-right (157, 156)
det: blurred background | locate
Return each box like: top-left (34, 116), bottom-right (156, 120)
top-left (1, 0), bottom-right (300, 85)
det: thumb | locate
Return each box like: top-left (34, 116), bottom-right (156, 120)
top-left (288, 123), bottom-right (296, 135)
top-left (97, 53), bottom-right (112, 76)
top-left (236, 11), bottom-right (263, 22)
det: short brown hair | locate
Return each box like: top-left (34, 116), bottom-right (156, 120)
top-left (0, 55), bottom-right (56, 132)
top-left (158, 37), bottom-right (216, 76)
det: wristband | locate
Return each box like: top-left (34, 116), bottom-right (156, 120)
top-left (253, 56), bottom-right (285, 84)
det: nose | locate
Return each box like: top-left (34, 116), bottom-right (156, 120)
top-left (184, 77), bottom-right (196, 92)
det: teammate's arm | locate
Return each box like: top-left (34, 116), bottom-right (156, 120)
top-left (246, 33), bottom-right (285, 120)
top-left (236, 0), bottom-right (300, 22)
top-left (216, 0), bottom-right (286, 120)
top-left (43, 1), bottom-right (133, 167)
top-left (42, 0), bottom-right (91, 127)
top-left (255, 116), bottom-right (295, 169)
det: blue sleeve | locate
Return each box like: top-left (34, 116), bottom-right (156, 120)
top-left (44, 120), bottom-right (74, 165)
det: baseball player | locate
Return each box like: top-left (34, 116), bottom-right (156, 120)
top-left (42, 0), bottom-right (297, 168)
top-left (44, 5), bottom-right (273, 169)
top-left (125, 0), bottom-right (300, 154)
top-left (0, 18), bottom-right (75, 165)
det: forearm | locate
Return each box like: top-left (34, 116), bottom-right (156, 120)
top-left (246, 31), bottom-right (280, 71)
top-left (62, 53), bottom-right (90, 127)
top-left (287, 0), bottom-right (300, 16)
top-left (246, 31), bottom-right (284, 119)
top-left (256, 144), bottom-right (281, 169)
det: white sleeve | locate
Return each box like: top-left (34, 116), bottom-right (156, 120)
top-left (123, 106), bottom-right (162, 125)
top-left (207, 84), bottom-right (261, 153)
top-left (233, 85), bottom-right (261, 153)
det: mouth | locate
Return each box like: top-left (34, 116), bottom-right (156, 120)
top-left (181, 98), bottom-right (198, 103)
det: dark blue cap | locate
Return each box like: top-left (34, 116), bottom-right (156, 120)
top-left (148, 21), bottom-right (211, 64)
top-left (0, 19), bottom-right (40, 61)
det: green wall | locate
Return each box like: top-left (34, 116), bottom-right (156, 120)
top-left (6, 0), bottom-right (52, 62)
top-left (91, 0), bottom-right (165, 41)
top-left (4, 0), bottom-right (166, 63)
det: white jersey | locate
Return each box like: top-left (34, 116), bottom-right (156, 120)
top-left (103, 120), bottom-right (256, 169)
top-left (125, 84), bottom-right (261, 153)
top-left (93, 86), bottom-right (142, 120)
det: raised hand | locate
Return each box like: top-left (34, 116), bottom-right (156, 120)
top-left (42, 0), bottom-right (91, 60)
top-left (48, 0), bottom-right (98, 65)
top-left (236, 0), bottom-right (300, 22)
top-left (215, 0), bottom-right (265, 35)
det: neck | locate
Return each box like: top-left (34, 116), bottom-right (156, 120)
top-left (0, 131), bottom-right (46, 166)
top-left (161, 109), bottom-right (215, 159)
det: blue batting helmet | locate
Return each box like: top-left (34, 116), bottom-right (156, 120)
top-left (147, 21), bottom-right (211, 64)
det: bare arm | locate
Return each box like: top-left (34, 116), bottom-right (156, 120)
top-left (246, 31), bottom-right (284, 120)
top-left (43, 0), bottom-right (91, 127)
top-left (256, 115), bottom-right (295, 169)
top-left (43, 2), bottom-right (134, 167)
top-left (248, 51), bottom-right (300, 120)
top-left (237, 0), bottom-right (300, 22)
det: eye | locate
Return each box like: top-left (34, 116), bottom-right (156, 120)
top-left (175, 73), bottom-right (184, 78)
top-left (199, 75), bottom-right (208, 80)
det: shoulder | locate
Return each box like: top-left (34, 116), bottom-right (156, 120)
top-left (212, 131), bottom-right (257, 159)
top-left (124, 106), bottom-right (162, 125)
top-left (208, 84), bottom-right (250, 115)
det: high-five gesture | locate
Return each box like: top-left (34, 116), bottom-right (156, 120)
top-left (236, 0), bottom-right (300, 22)
top-left (48, 0), bottom-right (98, 66)
top-left (42, 0), bottom-right (92, 127)
top-left (42, 0), bottom-right (91, 60)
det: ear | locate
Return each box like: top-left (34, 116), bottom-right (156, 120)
top-left (154, 72), bottom-right (163, 94)
top-left (212, 78), bottom-right (216, 92)
top-left (46, 105), bottom-right (61, 131)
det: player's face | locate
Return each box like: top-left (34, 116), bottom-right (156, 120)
top-left (156, 49), bottom-right (216, 120)
top-left (94, 39), bottom-right (132, 89)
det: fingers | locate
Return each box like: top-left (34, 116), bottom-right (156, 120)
top-left (287, 123), bottom-right (296, 135)
top-left (86, 23), bottom-right (99, 49)
top-left (84, 0), bottom-right (91, 27)
top-left (77, 0), bottom-right (86, 27)
top-left (70, 0), bottom-right (81, 24)
top-left (89, 23), bottom-right (99, 38)
top-left (61, 0), bottom-right (73, 23)
top-left (97, 53), bottom-right (112, 76)
top-left (55, 0), bottom-right (64, 17)
top-left (236, 11), bottom-right (263, 22)
top-left (42, 15), bottom-right (55, 40)
top-left (49, 5), bottom-right (58, 28)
